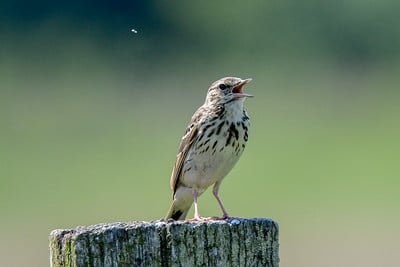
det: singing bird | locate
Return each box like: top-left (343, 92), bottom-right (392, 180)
top-left (165, 77), bottom-right (253, 221)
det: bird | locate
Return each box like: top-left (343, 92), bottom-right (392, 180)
top-left (165, 77), bottom-right (253, 221)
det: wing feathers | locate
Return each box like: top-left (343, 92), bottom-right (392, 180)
top-left (169, 123), bottom-right (199, 193)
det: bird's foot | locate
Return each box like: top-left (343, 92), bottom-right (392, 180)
top-left (209, 214), bottom-right (231, 220)
top-left (192, 213), bottom-right (231, 221)
top-left (186, 213), bottom-right (231, 222)
top-left (186, 216), bottom-right (211, 222)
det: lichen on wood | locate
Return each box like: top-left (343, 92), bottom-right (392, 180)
top-left (49, 218), bottom-right (279, 267)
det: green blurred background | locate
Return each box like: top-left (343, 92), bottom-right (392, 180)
top-left (1, 1), bottom-right (400, 266)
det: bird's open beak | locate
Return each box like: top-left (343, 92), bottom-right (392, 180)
top-left (232, 78), bottom-right (253, 98)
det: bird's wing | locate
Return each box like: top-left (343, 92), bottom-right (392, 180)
top-left (170, 119), bottom-right (200, 195)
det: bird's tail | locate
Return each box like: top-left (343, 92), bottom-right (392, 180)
top-left (165, 201), bottom-right (191, 220)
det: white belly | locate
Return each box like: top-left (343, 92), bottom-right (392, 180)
top-left (181, 136), bottom-right (244, 190)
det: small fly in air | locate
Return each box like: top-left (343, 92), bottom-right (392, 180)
top-left (131, 29), bottom-right (138, 34)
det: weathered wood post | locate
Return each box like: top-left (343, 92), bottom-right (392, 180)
top-left (49, 218), bottom-right (279, 267)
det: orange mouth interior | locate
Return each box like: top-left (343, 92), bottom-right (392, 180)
top-left (232, 83), bottom-right (245, 94)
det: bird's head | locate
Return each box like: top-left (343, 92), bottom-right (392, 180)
top-left (205, 77), bottom-right (253, 106)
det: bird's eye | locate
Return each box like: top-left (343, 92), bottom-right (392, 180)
top-left (218, 84), bottom-right (227, 90)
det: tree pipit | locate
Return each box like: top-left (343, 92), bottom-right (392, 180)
top-left (166, 77), bottom-right (253, 221)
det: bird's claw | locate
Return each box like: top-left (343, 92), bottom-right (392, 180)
top-left (211, 214), bottom-right (231, 220)
top-left (187, 214), bottom-right (231, 222)
top-left (186, 216), bottom-right (210, 222)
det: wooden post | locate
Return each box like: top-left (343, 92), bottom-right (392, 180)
top-left (49, 218), bottom-right (279, 267)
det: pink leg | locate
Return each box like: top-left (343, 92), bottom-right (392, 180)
top-left (213, 181), bottom-right (230, 219)
top-left (187, 189), bottom-right (212, 221)
top-left (193, 189), bottom-right (202, 220)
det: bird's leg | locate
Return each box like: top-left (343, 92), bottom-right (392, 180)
top-left (187, 188), bottom-right (208, 221)
top-left (212, 181), bottom-right (230, 219)
top-left (193, 189), bottom-right (202, 220)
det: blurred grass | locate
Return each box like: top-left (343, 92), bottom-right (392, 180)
top-left (1, 60), bottom-right (399, 266)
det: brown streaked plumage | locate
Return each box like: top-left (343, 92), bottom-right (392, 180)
top-left (165, 77), bottom-right (253, 221)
